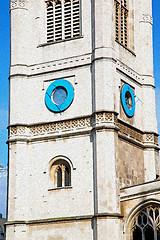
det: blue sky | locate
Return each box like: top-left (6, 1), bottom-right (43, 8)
top-left (0, 0), bottom-right (160, 217)
top-left (0, 0), bottom-right (10, 169)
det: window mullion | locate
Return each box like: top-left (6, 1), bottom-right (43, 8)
top-left (61, 165), bottom-right (65, 187)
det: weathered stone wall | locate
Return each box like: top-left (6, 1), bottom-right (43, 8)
top-left (118, 138), bottom-right (144, 188)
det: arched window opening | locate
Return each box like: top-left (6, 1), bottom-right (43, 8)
top-left (131, 206), bottom-right (160, 240)
top-left (50, 159), bottom-right (71, 188)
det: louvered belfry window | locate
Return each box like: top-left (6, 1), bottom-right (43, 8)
top-left (46, 0), bottom-right (81, 43)
top-left (114, 0), bottom-right (128, 47)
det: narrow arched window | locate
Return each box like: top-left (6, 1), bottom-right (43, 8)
top-left (50, 159), bottom-right (71, 188)
top-left (46, 0), bottom-right (81, 43)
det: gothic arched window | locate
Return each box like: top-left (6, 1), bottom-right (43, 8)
top-left (50, 159), bottom-right (71, 188)
top-left (131, 206), bottom-right (160, 240)
top-left (46, 0), bottom-right (81, 43)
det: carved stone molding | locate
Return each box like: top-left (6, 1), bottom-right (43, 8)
top-left (9, 112), bottom-right (117, 140)
top-left (118, 121), bottom-right (143, 143)
top-left (10, 53), bottom-right (90, 77)
top-left (29, 54), bottom-right (91, 76)
top-left (10, 0), bottom-right (28, 10)
top-left (9, 114), bottom-right (159, 147)
top-left (116, 60), bottom-right (142, 84)
top-left (140, 14), bottom-right (153, 25)
top-left (143, 133), bottom-right (159, 146)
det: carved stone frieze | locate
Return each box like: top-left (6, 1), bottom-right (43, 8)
top-left (143, 133), bottom-right (159, 146)
top-left (9, 112), bottom-right (116, 140)
top-left (154, 136), bottom-right (159, 146)
top-left (95, 112), bottom-right (113, 124)
top-left (9, 114), bottom-right (159, 147)
top-left (29, 117), bottom-right (91, 136)
top-left (118, 121), bottom-right (143, 142)
top-left (10, 0), bottom-right (28, 10)
top-left (10, 126), bottom-right (26, 136)
top-left (140, 14), bottom-right (153, 25)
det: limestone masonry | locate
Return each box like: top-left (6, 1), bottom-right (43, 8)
top-left (6, 0), bottom-right (160, 239)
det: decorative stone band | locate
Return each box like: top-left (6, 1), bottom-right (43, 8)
top-left (9, 112), bottom-right (117, 140)
top-left (8, 113), bottom-right (159, 147)
top-left (116, 60), bottom-right (142, 85)
top-left (140, 14), bottom-right (153, 25)
top-left (143, 133), bottom-right (159, 146)
top-left (118, 121), bottom-right (159, 146)
top-left (10, 54), bottom-right (91, 77)
top-left (118, 121), bottom-right (143, 143)
top-left (10, 0), bottom-right (28, 11)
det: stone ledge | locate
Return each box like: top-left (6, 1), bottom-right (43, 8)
top-left (5, 212), bottom-right (123, 226)
top-left (120, 179), bottom-right (160, 202)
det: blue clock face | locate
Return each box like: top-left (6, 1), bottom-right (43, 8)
top-left (45, 79), bottom-right (74, 112)
top-left (121, 84), bottom-right (135, 118)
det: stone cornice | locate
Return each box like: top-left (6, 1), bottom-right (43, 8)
top-left (9, 53), bottom-right (91, 77)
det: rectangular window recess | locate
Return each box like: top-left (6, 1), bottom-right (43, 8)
top-left (46, 0), bottom-right (81, 43)
top-left (114, 0), bottom-right (128, 48)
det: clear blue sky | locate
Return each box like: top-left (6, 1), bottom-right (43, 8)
top-left (0, 0), bottom-right (160, 217)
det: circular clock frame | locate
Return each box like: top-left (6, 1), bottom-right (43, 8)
top-left (121, 84), bottom-right (135, 118)
top-left (45, 79), bottom-right (74, 113)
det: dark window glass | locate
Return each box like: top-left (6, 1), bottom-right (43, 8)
top-left (144, 226), bottom-right (154, 240)
top-left (133, 227), bottom-right (142, 240)
top-left (157, 229), bottom-right (160, 240)
top-left (65, 166), bottom-right (70, 186)
top-left (57, 167), bottom-right (62, 187)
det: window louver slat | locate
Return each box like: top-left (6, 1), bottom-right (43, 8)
top-left (114, 0), bottom-right (128, 47)
top-left (47, 0), bottom-right (80, 43)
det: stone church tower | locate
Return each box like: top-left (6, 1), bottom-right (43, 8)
top-left (6, 0), bottom-right (160, 239)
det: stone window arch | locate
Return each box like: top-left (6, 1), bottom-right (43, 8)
top-left (125, 199), bottom-right (160, 240)
top-left (131, 206), bottom-right (160, 240)
top-left (50, 157), bottom-right (72, 188)
top-left (45, 0), bottom-right (81, 43)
